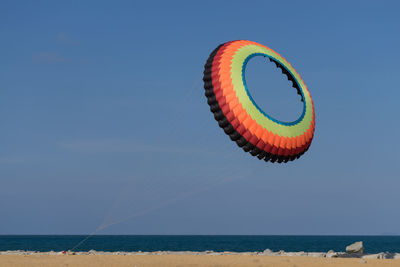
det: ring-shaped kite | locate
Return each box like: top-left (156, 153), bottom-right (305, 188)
top-left (203, 40), bottom-right (315, 163)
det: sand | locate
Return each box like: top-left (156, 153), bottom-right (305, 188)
top-left (1, 254), bottom-right (400, 267)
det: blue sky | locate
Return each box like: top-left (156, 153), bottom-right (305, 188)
top-left (1, 0), bottom-right (400, 235)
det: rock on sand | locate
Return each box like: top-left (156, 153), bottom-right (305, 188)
top-left (346, 241), bottom-right (364, 254)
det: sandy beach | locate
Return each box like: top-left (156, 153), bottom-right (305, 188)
top-left (1, 254), bottom-right (400, 267)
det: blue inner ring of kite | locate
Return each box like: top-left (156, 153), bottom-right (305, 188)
top-left (242, 53), bottom-right (306, 126)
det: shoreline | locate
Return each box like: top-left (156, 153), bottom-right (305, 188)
top-left (1, 250), bottom-right (400, 259)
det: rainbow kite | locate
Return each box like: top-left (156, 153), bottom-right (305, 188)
top-left (203, 40), bottom-right (315, 163)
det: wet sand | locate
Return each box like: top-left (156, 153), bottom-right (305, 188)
top-left (1, 254), bottom-right (400, 267)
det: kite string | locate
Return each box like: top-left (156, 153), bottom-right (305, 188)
top-left (161, 78), bottom-right (204, 138)
top-left (70, 75), bottom-right (205, 251)
top-left (69, 227), bottom-right (102, 252)
top-left (86, 163), bottom-right (252, 241)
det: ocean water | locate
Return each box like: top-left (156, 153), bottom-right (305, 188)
top-left (1, 235), bottom-right (400, 253)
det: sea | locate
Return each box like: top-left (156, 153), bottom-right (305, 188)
top-left (1, 235), bottom-right (400, 253)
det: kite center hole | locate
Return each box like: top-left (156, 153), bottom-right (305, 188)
top-left (244, 56), bottom-right (304, 123)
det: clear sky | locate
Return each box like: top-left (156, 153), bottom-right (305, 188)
top-left (1, 0), bottom-right (400, 235)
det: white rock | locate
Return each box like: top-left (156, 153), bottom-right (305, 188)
top-left (326, 251), bottom-right (338, 258)
top-left (362, 253), bottom-right (382, 259)
top-left (346, 241), bottom-right (364, 254)
top-left (263, 249), bottom-right (273, 255)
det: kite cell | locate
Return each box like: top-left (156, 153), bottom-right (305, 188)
top-left (203, 40), bottom-right (315, 163)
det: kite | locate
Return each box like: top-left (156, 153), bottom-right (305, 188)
top-left (203, 40), bottom-right (315, 163)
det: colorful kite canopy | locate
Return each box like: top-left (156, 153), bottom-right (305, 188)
top-left (203, 40), bottom-right (315, 163)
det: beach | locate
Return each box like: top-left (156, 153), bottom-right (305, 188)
top-left (1, 254), bottom-right (400, 267)
top-left (2, 251), bottom-right (400, 267)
